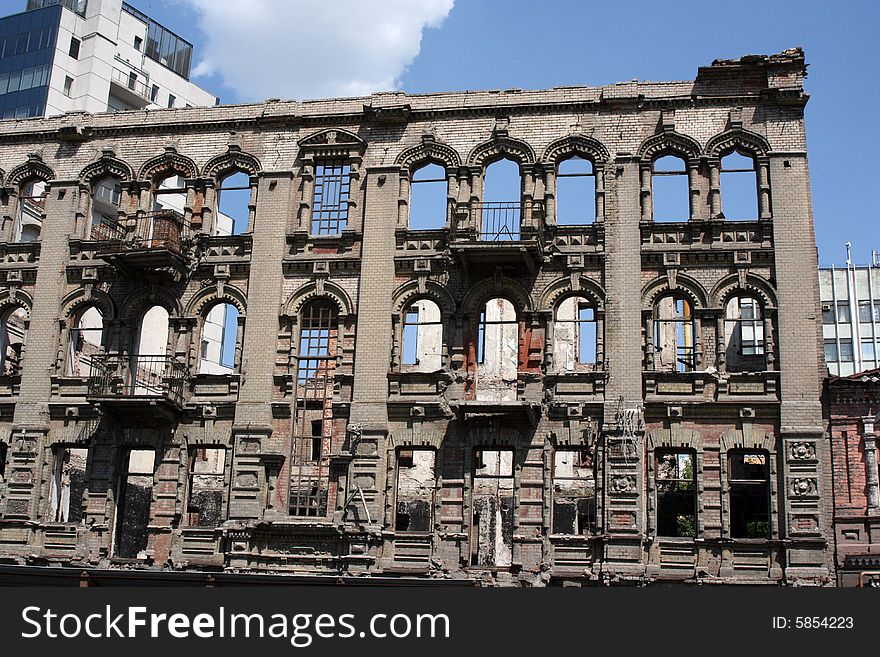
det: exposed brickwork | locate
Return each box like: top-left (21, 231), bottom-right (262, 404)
top-left (0, 48), bottom-right (835, 585)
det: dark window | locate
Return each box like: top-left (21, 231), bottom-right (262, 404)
top-left (63, 75), bottom-right (73, 96)
top-left (150, 84), bottom-right (158, 102)
top-left (311, 159), bottom-right (351, 235)
top-left (68, 36), bottom-right (80, 59)
top-left (651, 155), bottom-right (689, 222)
top-left (840, 339), bottom-right (854, 362)
top-left (729, 451), bottom-right (770, 539)
top-left (134, 35), bottom-right (143, 51)
top-left (395, 448), bottom-right (435, 532)
top-left (824, 339), bottom-right (838, 363)
top-left (556, 156), bottom-right (596, 225)
top-left (115, 449), bottom-right (155, 558)
top-left (552, 448), bottom-right (596, 535)
top-left (656, 450), bottom-right (696, 537)
top-left (167, 94), bottom-right (175, 108)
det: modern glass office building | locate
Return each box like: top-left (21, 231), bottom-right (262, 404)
top-left (0, 4), bottom-right (60, 119)
top-left (0, 0), bottom-right (215, 118)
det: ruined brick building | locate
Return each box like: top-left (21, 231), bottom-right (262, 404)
top-left (0, 48), bottom-right (833, 585)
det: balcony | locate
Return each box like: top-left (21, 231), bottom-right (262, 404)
top-left (109, 67), bottom-right (152, 109)
top-left (449, 201), bottom-right (543, 272)
top-left (87, 354), bottom-right (187, 421)
top-left (94, 210), bottom-right (189, 277)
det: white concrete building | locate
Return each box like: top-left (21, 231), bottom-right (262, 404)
top-left (0, 0), bottom-right (217, 119)
top-left (819, 248), bottom-right (880, 376)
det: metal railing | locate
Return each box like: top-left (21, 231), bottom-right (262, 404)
top-left (110, 67), bottom-right (151, 101)
top-left (88, 354), bottom-right (187, 405)
top-left (94, 210), bottom-right (186, 254)
top-left (473, 202), bottom-right (521, 241)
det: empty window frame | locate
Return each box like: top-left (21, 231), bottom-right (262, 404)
top-left (728, 451), bottom-right (771, 539)
top-left (66, 306), bottom-right (104, 377)
top-left (115, 449), bottom-right (155, 558)
top-left (187, 447), bottom-right (226, 527)
top-left (724, 296), bottom-right (765, 372)
top-left (480, 158), bottom-right (521, 240)
top-left (655, 450), bottom-right (696, 538)
top-left (16, 179), bottom-right (47, 242)
top-left (394, 448), bottom-right (436, 532)
top-left (401, 299), bottom-right (442, 371)
top-left (653, 295), bottom-right (695, 372)
top-left (471, 448), bottom-right (514, 567)
top-left (131, 305), bottom-right (169, 395)
top-left (198, 303), bottom-right (239, 374)
top-left (554, 296), bottom-right (597, 371)
top-left (476, 298), bottom-right (518, 401)
top-left (48, 446), bottom-right (88, 523)
top-left (0, 307), bottom-right (27, 376)
top-left (311, 159), bottom-right (351, 235)
top-left (90, 176), bottom-right (122, 240)
top-left (720, 151), bottom-right (759, 220)
top-left (551, 448), bottom-right (596, 535)
top-left (556, 156), bottom-right (596, 225)
top-left (289, 300), bottom-right (338, 516)
top-left (152, 175), bottom-right (186, 213)
top-left (216, 171), bottom-right (250, 235)
top-left (651, 155), bottom-right (689, 222)
top-left (409, 163), bottom-right (446, 230)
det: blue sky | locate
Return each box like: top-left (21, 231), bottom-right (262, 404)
top-left (145, 0), bottom-right (880, 266)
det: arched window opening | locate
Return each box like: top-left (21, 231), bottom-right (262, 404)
top-left (0, 307), bottom-right (27, 376)
top-left (290, 300), bottom-right (338, 517)
top-left (656, 450), bottom-right (696, 537)
top-left (216, 171), bottom-right (250, 236)
top-left (724, 296), bottom-right (765, 372)
top-left (556, 156), bottom-right (595, 225)
top-left (481, 158), bottom-right (521, 241)
top-left (90, 176), bottom-right (122, 240)
top-left (476, 297), bottom-right (518, 401)
top-left (653, 294), bottom-right (695, 373)
top-left (132, 305), bottom-right (169, 395)
top-left (311, 159), bottom-right (351, 235)
top-left (651, 155), bottom-right (689, 222)
top-left (152, 175), bottom-right (186, 212)
top-left (16, 180), bottom-right (47, 242)
top-left (729, 450), bottom-right (770, 538)
top-left (66, 306), bottom-right (104, 377)
top-left (554, 296), bottom-right (597, 371)
top-left (552, 447), bottom-right (596, 536)
top-left (199, 302), bottom-right (239, 374)
top-left (720, 151), bottom-right (759, 220)
top-left (409, 163), bottom-right (446, 230)
top-left (401, 299), bottom-right (442, 372)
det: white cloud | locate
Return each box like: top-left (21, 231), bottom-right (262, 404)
top-left (181, 0), bottom-right (454, 102)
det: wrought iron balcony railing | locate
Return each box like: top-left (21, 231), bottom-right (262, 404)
top-left (93, 210), bottom-right (187, 254)
top-left (87, 354), bottom-right (187, 406)
top-left (473, 202), bottom-right (521, 241)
